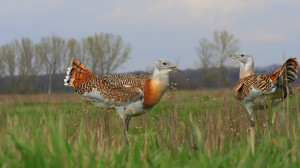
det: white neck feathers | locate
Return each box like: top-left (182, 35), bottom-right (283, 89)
top-left (151, 69), bottom-right (170, 88)
top-left (239, 60), bottom-right (254, 78)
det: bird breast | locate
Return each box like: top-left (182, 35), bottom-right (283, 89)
top-left (143, 79), bottom-right (165, 108)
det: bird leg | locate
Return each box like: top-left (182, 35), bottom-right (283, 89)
top-left (122, 117), bottom-right (131, 144)
top-left (244, 103), bottom-right (255, 128)
top-left (244, 103), bottom-right (255, 154)
top-left (249, 112), bottom-right (255, 155)
top-left (249, 126), bottom-right (255, 155)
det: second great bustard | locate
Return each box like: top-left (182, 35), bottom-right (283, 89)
top-left (230, 54), bottom-right (298, 127)
top-left (64, 58), bottom-right (179, 143)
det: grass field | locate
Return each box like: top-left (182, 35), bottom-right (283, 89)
top-left (0, 88), bottom-right (299, 167)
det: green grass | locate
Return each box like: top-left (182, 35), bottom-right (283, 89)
top-left (0, 89), bottom-right (299, 167)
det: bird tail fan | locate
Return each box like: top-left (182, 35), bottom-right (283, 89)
top-left (64, 58), bottom-right (96, 89)
top-left (269, 58), bottom-right (298, 85)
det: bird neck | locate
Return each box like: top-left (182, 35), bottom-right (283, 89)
top-left (239, 61), bottom-right (254, 79)
top-left (151, 69), bottom-right (170, 89)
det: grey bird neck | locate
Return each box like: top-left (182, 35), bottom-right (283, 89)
top-left (152, 69), bottom-right (170, 87)
top-left (239, 59), bottom-right (254, 78)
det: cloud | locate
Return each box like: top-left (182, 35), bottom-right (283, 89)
top-left (238, 30), bottom-right (288, 43)
top-left (97, 0), bottom-right (298, 30)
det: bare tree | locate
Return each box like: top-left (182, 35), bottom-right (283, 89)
top-left (195, 30), bottom-right (239, 87)
top-left (17, 38), bottom-right (42, 76)
top-left (210, 31), bottom-right (239, 87)
top-left (1, 42), bottom-right (17, 77)
top-left (195, 38), bottom-right (213, 71)
top-left (80, 38), bottom-right (89, 65)
top-left (36, 36), bottom-right (66, 94)
top-left (85, 35), bottom-right (102, 74)
top-left (211, 30), bottom-right (239, 69)
top-left (0, 49), bottom-right (5, 77)
top-left (67, 38), bottom-right (87, 65)
top-left (0, 42), bottom-right (18, 92)
top-left (16, 38), bottom-right (42, 92)
top-left (85, 33), bottom-right (131, 75)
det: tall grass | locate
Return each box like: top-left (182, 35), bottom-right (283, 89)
top-left (0, 89), bottom-right (299, 167)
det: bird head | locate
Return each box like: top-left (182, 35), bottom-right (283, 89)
top-left (230, 53), bottom-right (254, 65)
top-left (230, 53), bottom-right (255, 78)
top-left (154, 58), bottom-right (180, 74)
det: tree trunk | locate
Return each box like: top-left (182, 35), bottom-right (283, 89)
top-left (48, 74), bottom-right (52, 94)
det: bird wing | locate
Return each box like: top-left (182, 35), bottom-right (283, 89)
top-left (78, 74), bottom-right (150, 106)
top-left (233, 74), bottom-right (275, 101)
top-left (64, 58), bottom-right (150, 106)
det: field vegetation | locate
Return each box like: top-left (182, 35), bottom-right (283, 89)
top-left (0, 88), bottom-right (299, 167)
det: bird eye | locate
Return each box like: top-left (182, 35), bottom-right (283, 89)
top-left (163, 63), bottom-right (166, 65)
top-left (241, 54), bottom-right (244, 57)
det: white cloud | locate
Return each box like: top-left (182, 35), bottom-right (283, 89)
top-left (238, 30), bottom-right (288, 43)
top-left (96, 0), bottom-right (297, 30)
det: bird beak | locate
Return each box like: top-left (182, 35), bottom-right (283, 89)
top-left (230, 54), bottom-right (238, 59)
top-left (171, 66), bottom-right (180, 72)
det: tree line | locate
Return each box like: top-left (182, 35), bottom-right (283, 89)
top-left (0, 33), bottom-right (131, 93)
top-left (1, 30), bottom-right (294, 94)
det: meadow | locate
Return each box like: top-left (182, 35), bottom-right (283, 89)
top-left (0, 88), bottom-right (299, 168)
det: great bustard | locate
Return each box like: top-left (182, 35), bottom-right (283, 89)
top-left (230, 54), bottom-right (298, 127)
top-left (64, 58), bottom-right (179, 143)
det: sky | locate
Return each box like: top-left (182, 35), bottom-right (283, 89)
top-left (1, 0), bottom-right (299, 72)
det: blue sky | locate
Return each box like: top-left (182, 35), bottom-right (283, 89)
top-left (1, 0), bottom-right (299, 72)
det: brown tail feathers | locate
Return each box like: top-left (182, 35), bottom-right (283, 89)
top-left (269, 58), bottom-right (298, 85)
top-left (64, 58), bottom-right (96, 88)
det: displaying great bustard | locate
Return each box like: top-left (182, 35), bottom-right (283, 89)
top-left (64, 58), bottom-right (179, 143)
top-left (230, 54), bottom-right (298, 127)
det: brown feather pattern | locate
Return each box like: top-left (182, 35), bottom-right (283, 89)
top-left (69, 58), bottom-right (97, 88)
top-left (269, 58), bottom-right (298, 84)
top-left (66, 58), bottom-right (152, 103)
top-left (77, 74), bottom-right (150, 102)
top-left (233, 74), bottom-right (273, 101)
